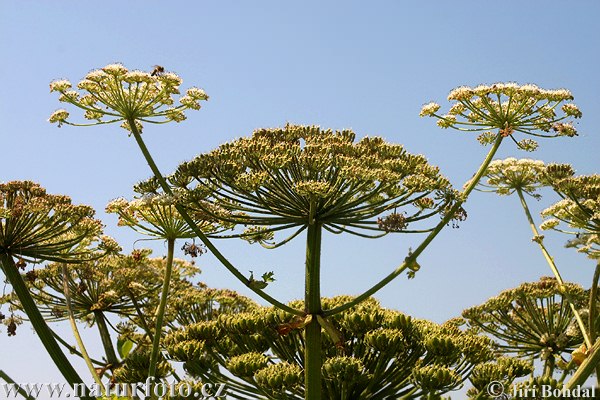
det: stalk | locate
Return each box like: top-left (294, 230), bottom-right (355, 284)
top-left (0, 254), bottom-right (94, 399)
top-left (566, 338), bottom-right (600, 389)
top-left (304, 201), bottom-right (323, 400)
top-left (325, 134), bottom-right (504, 317)
top-left (515, 188), bottom-right (593, 349)
top-left (148, 238), bottom-right (175, 384)
top-left (128, 119), bottom-right (302, 316)
top-left (62, 265), bottom-right (105, 392)
top-left (94, 311), bottom-right (119, 367)
top-left (0, 370), bottom-right (36, 400)
top-left (588, 262), bottom-right (600, 386)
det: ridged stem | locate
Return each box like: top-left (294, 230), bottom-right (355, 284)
top-left (148, 238), bottom-right (175, 384)
top-left (304, 212), bottom-right (322, 400)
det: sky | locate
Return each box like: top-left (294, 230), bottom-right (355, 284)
top-left (1, 0), bottom-right (599, 392)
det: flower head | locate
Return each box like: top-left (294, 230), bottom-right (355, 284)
top-left (541, 174), bottom-right (600, 258)
top-left (462, 277), bottom-right (586, 363)
top-left (0, 181), bottom-right (104, 263)
top-left (422, 83), bottom-right (582, 150)
top-left (478, 158), bottom-right (550, 196)
top-left (106, 194), bottom-right (219, 240)
top-left (49, 64), bottom-right (208, 133)
top-left (144, 124), bottom-right (454, 244)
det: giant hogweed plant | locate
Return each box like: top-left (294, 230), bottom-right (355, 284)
top-left (46, 64), bottom-right (583, 399)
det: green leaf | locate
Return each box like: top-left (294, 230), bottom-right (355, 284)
top-left (117, 338), bottom-right (134, 359)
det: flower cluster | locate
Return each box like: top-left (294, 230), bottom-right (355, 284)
top-left (541, 174), bottom-right (600, 258)
top-left (141, 124), bottom-right (454, 244)
top-left (49, 64), bottom-right (208, 133)
top-left (462, 277), bottom-right (586, 369)
top-left (478, 158), bottom-right (550, 197)
top-left (0, 249), bottom-right (199, 324)
top-left (421, 83), bottom-right (582, 150)
top-left (164, 296), bottom-right (496, 399)
top-left (0, 181), bottom-right (106, 263)
top-left (106, 194), bottom-right (219, 240)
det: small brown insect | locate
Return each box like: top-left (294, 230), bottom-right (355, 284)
top-left (25, 269), bottom-right (38, 283)
top-left (182, 241), bottom-right (206, 258)
top-left (16, 258), bottom-right (26, 270)
top-left (77, 281), bottom-right (88, 294)
top-left (151, 65), bottom-right (165, 77)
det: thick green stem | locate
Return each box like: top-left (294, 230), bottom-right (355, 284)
top-left (304, 216), bottom-right (322, 400)
top-left (148, 238), bottom-right (175, 383)
top-left (129, 121), bottom-right (302, 316)
top-left (94, 311), bottom-right (119, 367)
top-left (543, 355), bottom-right (555, 378)
top-left (566, 338), bottom-right (600, 389)
top-left (589, 262), bottom-right (600, 386)
top-left (515, 188), bottom-right (593, 349)
top-left (0, 370), bottom-right (36, 400)
top-left (0, 254), bottom-right (93, 399)
top-left (589, 262), bottom-right (600, 345)
top-left (324, 134), bottom-right (504, 317)
top-left (62, 265), bottom-right (104, 391)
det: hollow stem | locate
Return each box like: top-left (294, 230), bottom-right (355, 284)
top-left (325, 134), bottom-right (504, 317)
top-left (148, 238), bottom-right (175, 385)
top-left (62, 264), bottom-right (105, 392)
top-left (0, 254), bottom-right (93, 399)
top-left (129, 120), bottom-right (302, 316)
top-left (304, 201), bottom-right (322, 400)
top-left (515, 188), bottom-right (593, 349)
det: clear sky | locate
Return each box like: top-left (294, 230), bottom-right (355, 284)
top-left (1, 0), bottom-right (599, 391)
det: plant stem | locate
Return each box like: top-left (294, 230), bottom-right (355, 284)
top-left (0, 254), bottom-right (94, 399)
top-left (304, 214), bottom-right (322, 400)
top-left (148, 238), bottom-right (175, 384)
top-left (566, 337), bottom-right (600, 390)
top-left (129, 121), bottom-right (302, 316)
top-left (324, 134), bottom-right (504, 317)
top-left (94, 311), bottom-right (119, 367)
top-left (62, 265), bottom-right (105, 392)
top-left (0, 370), bottom-right (36, 400)
top-left (589, 262), bottom-right (600, 386)
top-left (515, 188), bottom-right (593, 349)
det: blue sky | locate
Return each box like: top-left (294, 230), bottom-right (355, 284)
top-left (1, 0), bottom-right (599, 389)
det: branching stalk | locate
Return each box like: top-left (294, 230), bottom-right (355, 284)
top-left (324, 134), bottom-right (504, 317)
top-left (515, 188), bottom-right (593, 349)
top-left (129, 119), bottom-right (302, 316)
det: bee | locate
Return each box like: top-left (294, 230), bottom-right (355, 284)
top-left (151, 65), bottom-right (165, 77)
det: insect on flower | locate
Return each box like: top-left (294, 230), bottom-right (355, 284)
top-left (151, 65), bottom-right (165, 77)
